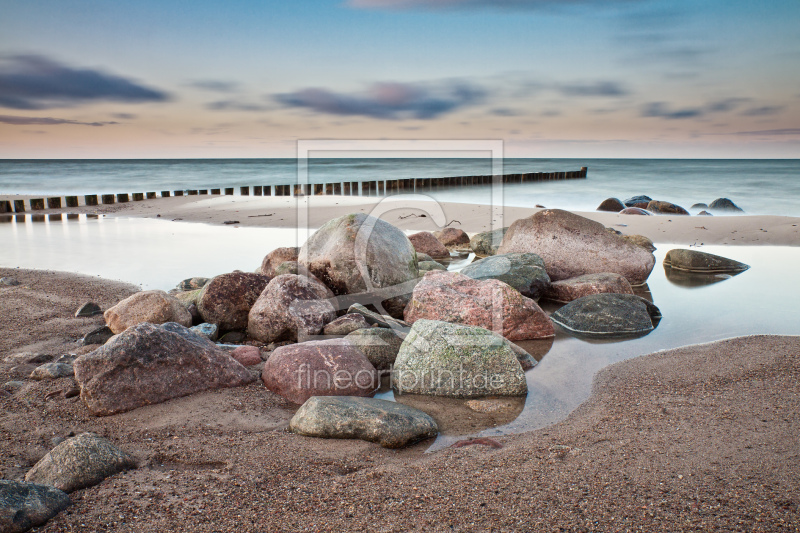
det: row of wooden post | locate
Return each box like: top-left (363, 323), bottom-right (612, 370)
top-left (0, 167), bottom-right (586, 213)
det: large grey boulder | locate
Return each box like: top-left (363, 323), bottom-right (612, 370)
top-left (73, 323), bottom-right (254, 415)
top-left (247, 274), bottom-right (336, 343)
top-left (708, 198), bottom-right (744, 212)
top-left (551, 293), bottom-right (661, 338)
top-left (663, 249), bottom-right (750, 273)
top-left (25, 433), bottom-right (136, 493)
top-left (0, 480), bottom-right (71, 533)
top-left (460, 253), bottom-right (550, 300)
top-left (290, 396), bottom-right (438, 448)
top-left (345, 327), bottom-right (404, 370)
top-left (393, 319), bottom-right (527, 398)
top-left (298, 213), bottom-right (419, 318)
top-left (104, 290), bottom-right (191, 334)
top-left (469, 228), bottom-right (507, 257)
top-left (197, 271), bottom-right (270, 332)
top-left (544, 272), bottom-right (634, 303)
top-left (497, 209), bottom-right (655, 285)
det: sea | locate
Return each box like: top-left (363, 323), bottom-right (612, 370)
top-left (1, 158), bottom-right (799, 216)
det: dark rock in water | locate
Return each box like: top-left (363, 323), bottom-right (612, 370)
top-left (709, 198), bottom-right (744, 212)
top-left (81, 325), bottom-right (114, 346)
top-left (0, 277), bottom-right (20, 286)
top-left (197, 272), bottom-right (270, 332)
top-left (418, 260), bottom-right (447, 273)
top-left (596, 198), bottom-right (625, 212)
top-left (248, 274), bottom-right (336, 343)
top-left (551, 293), bottom-right (661, 338)
top-left (409, 231), bottom-right (450, 259)
top-left (73, 323), bottom-right (254, 415)
top-left (348, 303), bottom-right (409, 330)
top-left (497, 209), bottom-right (655, 285)
top-left (460, 253), bottom-right (551, 300)
top-left (75, 302), bottom-right (102, 317)
top-left (262, 338), bottom-right (378, 405)
top-left (290, 396), bottom-right (438, 448)
top-left (345, 327), bottom-right (404, 370)
top-left (621, 234), bottom-right (656, 252)
top-left (404, 270), bottom-right (554, 341)
top-left (24, 433), bottom-right (136, 493)
top-left (259, 247), bottom-right (299, 277)
top-left (663, 249), bottom-right (750, 273)
top-left (469, 227), bottom-right (507, 257)
top-left (393, 319), bottom-right (527, 398)
top-left (104, 290), bottom-right (192, 334)
top-left (219, 331), bottom-right (246, 344)
top-left (323, 313), bottom-right (370, 336)
top-left (664, 268), bottom-right (734, 288)
top-left (623, 195), bottom-right (652, 209)
top-left (0, 480), bottom-right (71, 533)
top-left (434, 228), bottom-right (470, 248)
top-left (646, 200), bottom-right (690, 215)
top-left (698, 210), bottom-right (712, 216)
top-left (619, 207), bottom-right (651, 216)
top-left (176, 277), bottom-right (210, 291)
top-left (544, 273), bottom-right (634, 303)
top-left (691, 203), bottom-right (709, 210)
top-left (189, 322), bottom-right (218, 341)
top-left (30, 363), bottom-right (73, 380)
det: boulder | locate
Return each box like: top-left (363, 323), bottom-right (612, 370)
top-left (408, 231), bottom-right (449, 259)
top-left (81, 325), bottom-right (114, 346)
top-left (274, 261), bottom-right (299, 275)
top-left (418, 260), bottom-right (447, 273)
top-left (189, 322), bottom-right (218, 341)
top-left (197, 272), bottom-right (270, 332)
top-left (623, 195), bottom-right (652, 209)
top-left (459, 253), bottom-right (550, 300)
top-left (691, 203), bottom-right (709, 210)
top-left (175, 277), bottom-right (210, 291)
top-left (646, 200), bottom-right (690, 215)
top-left (247, 274), bottom-right (336, 343)
top-left (497, 209), bottom-right (655, 285)
top-left (290, 396), bottom-right (437, 449)
top-left (73, 323), bottom-right (254, 415)
top-left (298, 213), bottom-right (418, 318)
top-left (159, 321), bottom-right (219, 349)
top-left (434, 228), bottom-right (470, 247)
top-left (544, 273), bottom-right (634, 303)
top-left (393, 320), bottom-right (527, 398)
top-left (259, 247), bottom-right (299, 277)
top-left (345, 327), bottom-right (404, 370)
top-left (621, 234), bottom-right (656, 252)
top-left (230, 346), bottom-right (262, 366)
top-left (323, 313), bottom-right (370, 336)
top-left (663, 249), bottom-right (750, 273)
top-left (75, 302), bottom-right (101, 317)
top-left (404, 271), bottom-right (553, 341)
top-left (596, 198), bottom-right (625, 212)
top-left (25, 433), bottom-right (136, 493)
top-left (104, 290), bottom-right (192, 334)
top-left (0, 480), bottom-right (71, 533)
top-left (30, 363), bottom-right (73, 380)
top-left (698, 210), bottom-right (712, 216)
top-left (470, 228), bottom-right (507, 257)
top-left (174, 289), bottom-right (202, 307)
top-left (619, 207), bottom-right (651, 216)
top-left (262, 338), bottom-right (378, 405)
top-left (551, 293), bottom-right (661, 338)
top-left (709, 198), bottom-right (744, 212)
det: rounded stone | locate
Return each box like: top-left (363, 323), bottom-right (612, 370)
top-left (104, 290), bottom-right (192, 334)
top-left (197, 272), bottom-right (270, 332)
top-left (646, 200), bottom-right (690, 215)
top-left (663, 249), bottom-right (750, 273)
top-left (469, 227), bottom-right (508, 257)
top-left (596, 198), bottom-right (625, 212)
top-left (551, 293), bottom-right (661, 338)
top-left (345, 327), bottom-right (404, 370)
top-left (459, 252), bottom-right (551, 300)
top-left (259, 247), bottom-right (299, 277)
top-left (408, 231), bottom-right (449, 259)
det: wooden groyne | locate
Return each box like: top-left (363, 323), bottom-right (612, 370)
top-left (0, 167), bottom-right (586, 213)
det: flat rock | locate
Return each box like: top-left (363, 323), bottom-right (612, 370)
top-left (262, 338), bottom-right (378, 405)
top-left (544, 273), bottom-right (634, 303)
top-left (259, 247), bottom-right (299, 277)
top-left (75, 302), bottom-right (102, 317)
top-left (434, 228), bottom-right (470, 247)
top-left (104, 290), bottom-right (191, 334)
top-left (348, 303), bottom-right (410, 330)
top-left (80, 325), bottom-right (114, 346)
top-left (646, 200), bottom-right (690, 215)
top-left (25, 433), bottom-right (135, 493)
top-left (496, 209), bottom-right (655, 285)
top-left (30, 363), bottom-right (73, 380)
top-left (470, 228), bottom-right (507, 257)
top-left (404, 270), bottom-right (554, 341)
top-left (551, 293), bottom-right (661, 338)
top-left (393, 319), bottom-right (527, 398)
top-left (197, 272), bottom-right (270, 332)
top-left (460, 253), bottom-right (550, 300)
top-left (623, 195), bottom-right (652, 208)
top-left (345, 327), bottom-right (404, 370)
top-left (596, 198), bottom-right (625, 212)
top-left (73, 323), bottom-right (254, 415)
top-left (0, 480), bottom-right (71, 533)
top-left (709, 198), bottom-right (744, 212)
top-left (248, 274), bottom-right (336, 343)
top-left (619, 207), bottom-right (651, 215)
top-left (290, 396), bottom-right (437, 448)
top-left (663, 249), bottom-right (750, 273)
top-left (408, 231), bottom-right (449, 259)
top-left (323, 313), bottom-right (370, 336)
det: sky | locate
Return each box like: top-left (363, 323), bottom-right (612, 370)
top-left (0, 0), bottom-right (799, 158)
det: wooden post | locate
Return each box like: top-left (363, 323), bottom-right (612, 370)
top-left (46, 197), bottom-right (62, 209)
top-left (117, 193), bottom-right (129, 203)
top-left (253, 186), bottom-right (262, 196)
top-left (211, 188), bottom-right (221, 195)
top-left (13, 200), bottom-right (25, 213)
top-left (0, 200), bottom-right (10, 213)
top-left (264, 186), bottom-right (272, 196)
top-left (240, 186), bottom-right (249, 196)
top-left (101, 194), bottom-right (115, 204)
top-left (325, 183), bottom-right (333, 195)
top-left (174, 190), bottom-right (184, 196)
top-left (161, 191), bottom-right (171, 197)
top-left (146, 192), bottom-right (157, 199)
top-left (85, 194), bottom-right (99, 205)
top-left (334, 183), bottom-right (341, 195)
top-left (29, 198), bottom-right (44, 210)
top-left (199, 189), bottom-right (208, 195)
top-left (224, 188), bottom-right (234, 195)
top-left (187, 190), bottom-right (198, 195)
top-left (581, 166), bottom-right (588, 178)
top-left (132, 193), bottom-right (144, 201)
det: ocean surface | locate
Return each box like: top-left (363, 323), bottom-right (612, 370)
top-left (1, 158), bottom-right (798, 216)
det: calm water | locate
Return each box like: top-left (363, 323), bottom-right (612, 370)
top-left (2, 214), bottom-right (799, 449)
top-left (1, 158), bottom-right (799, 216)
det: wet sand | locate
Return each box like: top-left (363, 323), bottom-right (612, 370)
top-left (1, 268), bottom-right (799, 531)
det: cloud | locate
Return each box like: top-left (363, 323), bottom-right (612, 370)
top-left (0, 114), bottom-right (118, 126)
top-left (641, 102), bottom-right (703, 120)
top-left (740, 105), bottom-right (784, 117)
top-left (556, 81), bottom-right (629, 98)
top-left (206, 100), bottom-right (272, 112)
top-left (189, 80), bottom-right (239, 93)
top-left (0, 54), bottom-right (169, 110)
top-left (489, 107), bottom-right (521, 117)
top-left (348, 0), bottom-right (643, 10)
top-left (730, 128), bottom-right (800, 136)
top-left (641, 98), bottom-right (771, 120)
top-left (274, 81), bottom-right (485, 120)
top-left (705, 98), bottom-right (750, 113)
top-left (111, 112), bottom-right (137, 120)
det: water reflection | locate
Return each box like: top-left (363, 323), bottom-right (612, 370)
top-left (664, 266), bottom-right (739, 287)
top-left (395, 394), bottom-right (526, 436)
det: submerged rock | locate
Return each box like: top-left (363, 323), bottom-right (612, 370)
top-left (408, 231), bottom-right (449, 259)
top-left (622, 195), bottom-right (652, 209)
top-left (709, 198), bottom-right (744, 212)
top-left (460, 252), bottom-right (550, 300)
top-left (104, 290), bottom-right (192, 334)
top-left (259, 247), bottom-right (299, 277)
top-left (663, 249), bottom-right (750, 273)
top-left (691, 203), bottom-right (709, 210)
top-left (551, 293), bottom-right (661, 338)
top-left (197, 272), bottom-right (270, 332)
top-left (470, 228), bottom-right (508, 257)
top-left (544, 273), bottom-right (634, 303)
top-left (290, 396), bottom-right (437, 448)
top-left (345, 327), bottom-right (404, 370)
top-left (0, 480), bottom-right (71, 533)
top-left (596, 198), bottom-right (625, 212)
top-left (646, 200), bottom-right (690, 215)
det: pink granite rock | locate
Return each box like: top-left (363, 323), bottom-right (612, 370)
top-left (544, 273), bottom-right (634, 303)
top-left (403, 270), bottom-right (554, 341)
top-left (258, 247), bottom-right (299, 277)
top-left (230, 346), bottom-right (262, 366)
top-left (104, 290), bottom-right (191, 334)
top-left (434, 227), bottom-right (470, 247)
top-left (197, 272), bottom-right (270, 332)
top-left (408, 231), bottom-right (449, 259)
